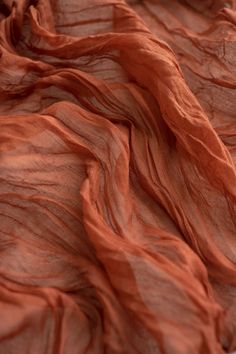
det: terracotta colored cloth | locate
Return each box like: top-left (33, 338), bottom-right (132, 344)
top-left (0, 0), bottom-right (236, 353)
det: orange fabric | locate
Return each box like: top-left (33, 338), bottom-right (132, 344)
top-left (0, 0), bottom-right (236, 353)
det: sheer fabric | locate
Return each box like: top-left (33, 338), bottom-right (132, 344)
top-left (0, 0), bottom-right (236, 353)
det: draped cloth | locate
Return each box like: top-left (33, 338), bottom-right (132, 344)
top-left (0, 0), bottom-right (236, 353)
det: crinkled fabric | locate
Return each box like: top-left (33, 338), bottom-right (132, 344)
top-left (0, 0), bottom-right (236, 353)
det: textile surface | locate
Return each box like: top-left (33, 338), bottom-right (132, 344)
top-left (0, 0), bottom-right (236, 353)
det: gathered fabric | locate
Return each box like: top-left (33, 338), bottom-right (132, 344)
top-left (0, 0), bottom-right (236, 353)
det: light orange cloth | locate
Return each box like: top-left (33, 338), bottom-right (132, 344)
top-left (0, 1), bottom-right (236, 353)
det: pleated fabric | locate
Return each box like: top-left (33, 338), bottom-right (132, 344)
top-left (0, 0), bottom-right (236, 353)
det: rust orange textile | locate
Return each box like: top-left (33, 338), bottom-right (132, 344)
top-left (0, 0), bottom-right (236, 353)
